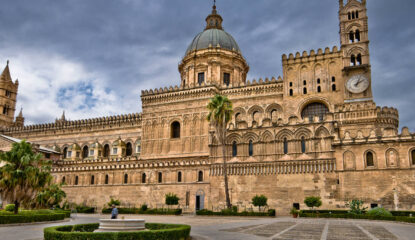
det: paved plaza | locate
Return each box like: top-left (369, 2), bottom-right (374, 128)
top-left (0, 214), bottom-right (414, 240)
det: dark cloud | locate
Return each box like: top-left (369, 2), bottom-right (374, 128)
top-left (0, 0), bottom-right (414, 130)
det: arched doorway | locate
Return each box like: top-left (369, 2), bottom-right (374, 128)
top-left (195, 189), bottom-right (205, 211)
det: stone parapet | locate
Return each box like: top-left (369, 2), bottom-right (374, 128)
top-left (282, 46), bottom-right (341, 65)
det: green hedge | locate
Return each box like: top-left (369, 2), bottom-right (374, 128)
top-left (196, 209), bottom-right (276, 217)
top-left (101, 208), bottom-right (182, 215)
top-left (391, 210), bottom-right (415, 217)
top-left (0, 212), bottom-right (66, 224)
top-left (75, 206), bottom-right (95, 214)
top-left (300, 210), bottom-right (349, 214)
top-left (44, 222), bottom-right (191, 240)
top-left (299, 212), bottom-right (415, 223)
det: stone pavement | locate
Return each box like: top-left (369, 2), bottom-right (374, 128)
top-left (0, 214), bottom-right (414, 240)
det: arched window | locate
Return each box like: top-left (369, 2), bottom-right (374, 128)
top-left (198, 171), bottom-right (203, 182)
top-left (75, 176), bottom-right (79, 185)
top-left (303, 88), bottom-right (307, 94)
top-left (332, 77), bottom-right (336, 82)
top-left (301, 102), bottom-right (329, 122)
top-left (235, 113), bottom-right (241, 122)
top-left (271, 109), bottom-right (277, 122)
top-left (177, 172), bottom-right (182, 182)
top-left (351, 55), bottom-right (356, 66)
top-left (158, 172), bottom-right (162, 183)
top-left (171, 121), bottom-right (181, 139)
top-left (366, 152), bottom-right (374, 167)
top-left (411, 149), bottom-right (415, 165)
top-left (352, 11), bottom-right (355, 19)
top-left (301, 137), bottom-right (306, 153)
top-left (232, 141), bottom-right (237, 157)
top-left (355, 11), bottom-right (359, 18)
top-left (223, 73), bottom-right (230, 86)
top-left (317, 86), bottom-right (321, 93)
top-left (355, 29), bottom-right (361, 42)
top-left (63, 147), bottom-right (68, 159)
top-left (348, 12), bottom-right (351, 20)
top-left (283, 138), bottom-right (288, 154)
top-left (136, 141), bottom-right (141, 154)
top-left (124, 174), bottom-right (128, 184)
top-left (105, 174), bottom-right (109, 184)
top-left (103, 144), bottom-right (110, 158)
top-left (142, 173), bottom-right (146, 183)
top-left (90, 175), bottom-right (95, 185)
top-left (252, 111), bottom-right (259, 122)
top-left (62, 176), bottom-right (66, 184)
top-left (82, 146), bottom-right (89, 159)
top-left (198, 72), bottom-right (205, 85)
top-left (332, 84), bottom-right (336, 91)
top-left (349, 31), bottom-right (355, 43)
top-left (357, 54), bottom-right (362, 65)
top-left (249, 140), bottom-right (254, 156)
top-left (303, 80), bottom-right (306, 85)
top-left (289, 89), bottom-right (293, 96)
top-left (126, 142), bottom-right (132, 156)
top-left (317, 78), bottom-right (320, 84)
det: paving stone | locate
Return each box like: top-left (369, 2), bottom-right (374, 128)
top-left (360, 225), bottom-right (398, 240)
top-left (245, 222), bottom-right (296, 237)
top-left (273, 223), bottom-right (325, 240)
top-left (327, 223), bottom-right (371, 240)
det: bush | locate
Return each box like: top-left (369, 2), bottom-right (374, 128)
top-left (0, 212), bottom-right (66, 224)
top-left (232, 206), bottom-right (238, 213)
top-left (5, 204), bottom-right (15, 212)
top-left (165, 193), bottom-right (179, 206)
top-left (75, 206), bottom-right (95, 213)
top-left (346, 200), bottom-right (367, 214)
top-left (366, 207), bottom-right (393, 217)
top-left (252, 195), bottom-right (268, 211)
top-left (107, 198), bottom-right (121, 207)
top-left (304, 196), bottom-right (322, 210)
top-left (101, 208), bottom-right (182, 215)
top-left (44, 222), bottom-right (191, 240)
top-left (141, 204), bottom-right (148, 211)
top-left (391, 210), bottom-right (415, 216)
top-left (196, 209), bottom-right (276, 217)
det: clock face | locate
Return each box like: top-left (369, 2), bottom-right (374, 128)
top-left (346, 75), bottom-right (369, 94)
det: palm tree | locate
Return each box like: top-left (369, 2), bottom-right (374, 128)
top-left (35, 184), bottom-right (66, 208)
top-left (0, 140), bottom-right (52, 214)
top-left (207, 94), bottom-right (233, 209)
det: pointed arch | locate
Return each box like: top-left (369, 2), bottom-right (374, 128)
top-left (294, 127), bottom-right (312, 139)
top-left (275, 129), bottom-right (294, 140)
top-left (260, 130), bottom-right (274, 142)
top-left (226, 133), bottom-right (242, 144)
top-left (242, 132), bottom-right (259, 143)
top-left (315, 126), bottom-right (330, 138)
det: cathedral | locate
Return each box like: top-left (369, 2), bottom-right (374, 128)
top-left (1, 0), bottom-right (414, 214)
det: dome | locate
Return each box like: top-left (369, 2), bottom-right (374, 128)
top-left (186, 28), bottom-right (241, 55)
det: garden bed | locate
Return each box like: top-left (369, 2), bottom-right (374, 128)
top-left (44, 222), bottom-right (191, 240)
top-left (0, 210), bottom-right (69, 224)
top-left (196, 209), bottom-right (276, 217)
top-left (101, 208), bottom-right (182, 215)
top-left (299, 212), bottom-right (415, 223)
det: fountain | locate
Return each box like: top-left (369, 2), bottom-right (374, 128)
top-left (94, 218), bottom-right (146, 232)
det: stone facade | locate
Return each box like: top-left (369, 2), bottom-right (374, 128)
top-left (1, 0), bottom-right (414, 214)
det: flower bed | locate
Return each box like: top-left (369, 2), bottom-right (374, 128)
top-left (196, 209), bottom-right (276, 217)
top-left (44, 222), bottom-right (191, 240)
top-left (101, 208), bottom-right (182, 215)
top-left (299, 212), bottom-right (415, 223)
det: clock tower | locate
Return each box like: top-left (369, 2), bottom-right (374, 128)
top-left (339, 0), bottom-right (372, 102)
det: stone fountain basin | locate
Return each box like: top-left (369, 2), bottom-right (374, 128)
top-left (94, 219), bottom-right (146, 232)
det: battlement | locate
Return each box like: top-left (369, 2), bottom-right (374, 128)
top-left (4, 113), bottom-right (142, 133)
top-left (282, 46), bottom-right (341, 65)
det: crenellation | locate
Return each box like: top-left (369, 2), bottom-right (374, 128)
top-left (282, 46), bottom-right (341, 65)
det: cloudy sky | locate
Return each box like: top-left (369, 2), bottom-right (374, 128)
top-left (0, 0), bottom-right (414, 129)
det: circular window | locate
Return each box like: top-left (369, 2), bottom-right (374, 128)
top-left (301, 102), bottom-right (329, 122)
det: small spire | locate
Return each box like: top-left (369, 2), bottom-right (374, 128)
top-left (0, 61), bottom-right (12, 82)
top-left (18, 107), bottom-right (23, 118)
top-left (6, 60), bottom-right (9, 66)
top-left (205, 0), bottom-right (223, 30)
top-left (61, 110), bottom-right (66, 121)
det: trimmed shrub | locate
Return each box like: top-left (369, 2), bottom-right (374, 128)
top-left (101, 208), bottom-right (182, 215)
top-left (304, 196), bottom-right (322, 210)
top-left (366, 207), bottom-right (393, 217)
top-left (141, 204), bottom-right (148, 211)
top-left (5, 204), bottom-right (15, 212)
top-left (196, 209), bottom-right (276, 217)
top-left (44, 222), bottom-right (191, 240)
top-left (391, 211), bottom-right (415, 217)
top-left (75, 206), bottom-right (95, 213)
top-left (299, 212), bottom-right (415, 224)
top-left (0, 212), bottom-right (66, 224)
top-left (165, 193), bottom-right (179, 206)
top-left (252, 195), bottom-right (268, 211)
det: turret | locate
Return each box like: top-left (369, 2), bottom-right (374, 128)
top-left (0, 61), bottom-right (19, 128)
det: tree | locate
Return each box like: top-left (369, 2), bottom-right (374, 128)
top-left (207, 94), bottom-right (233, 209)
top-left (346, 199), bottom-right (367, 215)
top-left (35, 184), bottom-right (66, 208)
top-left (165, 193), bottom-right (179, 208)
top-left (0, 140), bottom-right (52, 214)
top-left (304, 196), bottom-right (322, 211)
top-left (252, 195), bottom-right (268, 212)
top-left (107, 198), bottom-right (121, 207)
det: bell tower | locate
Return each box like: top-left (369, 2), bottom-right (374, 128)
top-left (0, 61), bottom-right (19, 128)
top-left (339, 0), bottom-right (372, 101)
